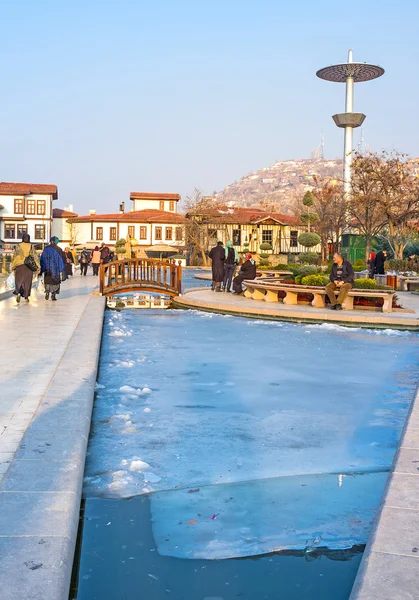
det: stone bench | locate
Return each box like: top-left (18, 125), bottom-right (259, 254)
top-left (242, 279), bottom-right (396, 313)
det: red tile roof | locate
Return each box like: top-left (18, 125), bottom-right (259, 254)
top-left (187, 206), bottom-right (301, 226)
top-left (70, 209), bottom-right (187, 224)
top-left (130, 192), bottom-right (181, 201)
top-left (0, 182), bottom-right (58, 199)
top-left (53, 208), bottom-right (78, 218)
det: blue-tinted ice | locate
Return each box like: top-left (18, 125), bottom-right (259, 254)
top-left (84, 309), bottom-right (419, 558)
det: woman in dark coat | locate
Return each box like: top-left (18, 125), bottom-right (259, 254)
top-left (208, 241), bottom-right (225, 292)
top-left (11, 233), bottom-right (39, 303)
top-left (64, 247), bottom-right (74, 277)
top-left (40, 237), bottom-right (66, 301)
top-left (233, 253), bottom-right (257, 294)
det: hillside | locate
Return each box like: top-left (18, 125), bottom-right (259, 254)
top-left (215, 158), bottom-right (343, 215)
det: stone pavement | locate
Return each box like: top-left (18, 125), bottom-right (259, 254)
top-left (174, 287), bottom-right (419, 330)
top-left (0, 274), bottom-right (105, 600)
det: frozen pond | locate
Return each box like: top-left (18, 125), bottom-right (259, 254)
top-left (82, 310), bottom-right (419, 558)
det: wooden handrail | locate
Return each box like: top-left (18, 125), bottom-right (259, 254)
top-left (99, 258), bottom-right (183, 297)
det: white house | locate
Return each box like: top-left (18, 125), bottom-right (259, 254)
top-left (67, 192), bottom-right (186, 253)
top-left (0, 182), bottom-right (58, 249)
top-left (52, 205), bottom-right (79, 248)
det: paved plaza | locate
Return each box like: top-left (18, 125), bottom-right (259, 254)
top-left (0, 275), bottom-right (105, 600)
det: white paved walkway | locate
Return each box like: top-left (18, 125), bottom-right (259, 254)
top-left (0, 274), bottom-right (100, 481)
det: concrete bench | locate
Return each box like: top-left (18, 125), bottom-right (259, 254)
top-left (242, 279), bottom-right (396, 313)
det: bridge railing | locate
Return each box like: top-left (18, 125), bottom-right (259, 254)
top-left (99, 259), bottom-right (182, 296)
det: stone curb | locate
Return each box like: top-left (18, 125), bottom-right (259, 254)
top-left (0, 294), bottom-right (105, 600)
top-left (350, 382), bottom-right (419, 599)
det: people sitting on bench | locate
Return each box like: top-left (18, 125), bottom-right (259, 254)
top-left (233, 253), bottom-right (257, 295)
top-left (326, 253), bottom-right (354, 311)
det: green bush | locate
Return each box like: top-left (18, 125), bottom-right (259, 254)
top-left (353, 278), bottom-right (377, 289)
top-left (260, 242), bottom-right (273, 251)
top-left (353, 259), bottom-right (367, 272)
top-left (295, 274), bottom-right (303, 284)
top-left (298, 251), bottom-right (320, 265)
top-left (259, 253), bottom-right (269, 259)
top-left (298, 232), bottom-right (321, 248)
top-left (273, 263), bottom-right (293, 271)
top-left (301, 274), bottom-right (330, 287)
top-left (298, 265), bottom-right (320, 276)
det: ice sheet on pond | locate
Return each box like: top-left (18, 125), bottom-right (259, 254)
top-left (83, 309), bottom-right (419, 553)
top-left (150, 470), bottom-right (388, 559)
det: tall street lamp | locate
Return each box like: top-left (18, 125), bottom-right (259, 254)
top-left (316, 50), bottom-right (384, 198)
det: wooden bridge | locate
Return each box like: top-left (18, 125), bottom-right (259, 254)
top-left (99, 259), bottom-right (182, 297)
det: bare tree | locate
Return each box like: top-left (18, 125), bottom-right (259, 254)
top-left (183, 189), bottom-right (219, 266)
top-left (67, 221), bottom-right (80, 248)
top-left (349, 152), bottom-right (419, 259)
top-left (311, 177), bottom-right (347, 260)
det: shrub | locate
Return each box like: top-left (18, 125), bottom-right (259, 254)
top-left (259, 253), bottom-right (269, 259)
top-left (295, 274), bottom-right (303, 284)
top-left (115, 238), bottom-right (127, 254)
top-left (301, 274), bottom-right (330, 287)
top-left (260, 242), bottom-right (273, 251)
top-left (298, 232), bottom-right (321, 248)
top-left (387, 258), bottom-right (410, 273)
top-left (298, 265), bottom-right (320, 276)
top-left (273, 263), bottom-right (293, 271)
top-left (353, 259), bottom-right (367, 272)
top-left (298, 251), bottom-right (319, 264)
top-left (353, 278), bottom-right (377, 289)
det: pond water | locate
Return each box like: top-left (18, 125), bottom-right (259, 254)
top-left (72, 307), bottom-right (419, 599)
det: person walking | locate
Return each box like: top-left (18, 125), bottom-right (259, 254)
top-left (40, 237), bottom-right (66, 301)
top-left (91, 246), bottom-right (101, 276)
top-left (222, 240), bottom-right (239, 292)
top-left (64, 247), bottom-right (74, 278)
top-left (11, 233), bottom-right (39, 303)
top-left (325, 252), bottom-right (355, 310)
top-left (232, 253), bottom-right (257, 294)
top-left (78, 247), bottom-right (90, 276)
top-left (374, 249), bottom-right (388, 275)
top-left (208, 241), bottom-right (225, 292)
top-left (100, 243), bottom-right (111, 264)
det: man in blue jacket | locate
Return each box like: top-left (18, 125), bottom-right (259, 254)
top-left (326, 252), bottom-right (354, 310)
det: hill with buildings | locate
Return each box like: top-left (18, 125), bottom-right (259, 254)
top-left (215, 158), bottom-right (342, 214)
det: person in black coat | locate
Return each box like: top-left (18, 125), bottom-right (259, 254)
top-left (209, 241), bottom-right (225, 292)
top-left (374, 249), bottom-right (387, 275)
top-left (325, 252), bottom-right (354, 310)
top-left (233, 253), bottom-right (257, 294)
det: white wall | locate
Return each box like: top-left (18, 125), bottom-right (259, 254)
top-left (0, 193), bottom-right (53, 244)
top-left (132, 198), bottom-right (178, 213)
top-left (69, 220), bottom-right (185, 247)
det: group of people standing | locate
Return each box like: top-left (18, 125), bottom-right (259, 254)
top-left (209, 240), bottom-right (257, 294)
top-left (11, 236), bottom-right (113, 304)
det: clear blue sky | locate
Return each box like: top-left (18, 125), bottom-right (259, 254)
top-left (1, 0), bottom-right (418, 213)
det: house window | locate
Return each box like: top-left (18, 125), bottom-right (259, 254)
top-left (110, 227), bottom-right (117, 241)
top-left (26, 199), bottom-right (36, 215)
top-left (128, 226), bottom-right (135, 238)
top-left (159, 201), bottom-right (165, 211)
top-left (155, 226), bottom-right (162, 240)
top-left (169, 201), bottom-right (175, 211)
top-left (233, 228), bottom-right (241, 246)
top-left (175, 227), bottom-right (183, 241)
top-left (96, 227), bottom-right (103, 241)
top-left (14, 199), bottom-right (24, 214)
top-left (165, 227), bottom-right (173, 241)
top-left (17, 224), bottom-right (28, 239)
top-left (37, 200), bottom-right (46, 215)
top-left (208, 228), bottom-right (218, 240)
top-left (290, 230), bottom-right (298, 247)
top-left (140, 226), bottom-right (147, 240)
top-left (262, 229), bottom-right (273, 245)
top-left (35, 224), bottom-right (46, 240)
top-left (5, 224), bottom-right (15, 239)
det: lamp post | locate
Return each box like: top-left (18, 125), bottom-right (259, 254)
top-left (316, 50), bottom-right (384, 198)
